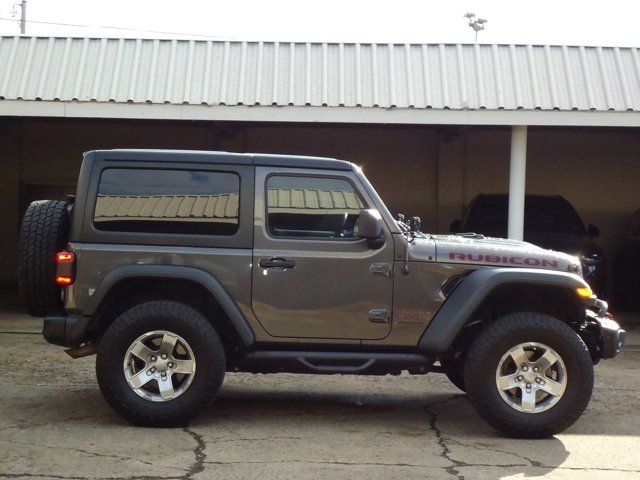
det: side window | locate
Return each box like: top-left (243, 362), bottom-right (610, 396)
top-left (267, 175), bottom-right (365, 239)
top-left (94, 168), bottom-right (240, 235)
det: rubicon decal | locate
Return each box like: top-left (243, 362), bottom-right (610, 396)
top-left (449, 252), bottom-right (558, 268)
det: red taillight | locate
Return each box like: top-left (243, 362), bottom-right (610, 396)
top-left (55, 250), bottom-right (75, 285)
top-left (55, 275), bottom-right (73, 285)
top-left (56, 251), bottom-right (75, 263)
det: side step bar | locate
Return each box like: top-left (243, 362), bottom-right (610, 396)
top-left (233, 351), bottom-right (434, 375)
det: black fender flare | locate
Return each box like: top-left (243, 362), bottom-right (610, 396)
top-left (83, 264), bottom-right (255, 346)
top-left (419, 268), bottom-right (590, 354)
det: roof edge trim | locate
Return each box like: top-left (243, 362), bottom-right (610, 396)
top-left (1, 100), bottom-right (638, 127)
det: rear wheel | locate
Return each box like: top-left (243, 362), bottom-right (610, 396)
top-left (96, 301), bottom-right (225, 427)
top-left (18, 200), bottom-right (70, 316)
top-left (464, 312), bottom-right (594, 438)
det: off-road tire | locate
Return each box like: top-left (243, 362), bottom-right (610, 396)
top-left (96, 301), bottom-right (226, 427)
top-left (18, 200), bottom-right (70, 316)
top-left (464, 312), bottom-right (594, 438)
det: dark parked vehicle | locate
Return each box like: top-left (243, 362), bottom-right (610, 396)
top-left (451, 194), bottom-right (606, 296)
top-left (613, 209), bottom-right (640, 310)
top-left (18, 150), bottom-right (623, 438)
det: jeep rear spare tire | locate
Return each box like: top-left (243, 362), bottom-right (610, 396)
top-left (18, 200), bottom-right (70, 316)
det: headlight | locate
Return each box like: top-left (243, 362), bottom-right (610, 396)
top-left (580, 250), bottom-right (604, 265)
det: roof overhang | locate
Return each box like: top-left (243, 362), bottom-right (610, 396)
top-left (2, 100), bottom-right (639, 127)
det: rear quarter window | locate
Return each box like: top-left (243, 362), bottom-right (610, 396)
top-left (94, 168), bottom-right (240, 235)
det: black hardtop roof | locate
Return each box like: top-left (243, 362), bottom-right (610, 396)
top-left (84, 149), bottom-right (354, 171)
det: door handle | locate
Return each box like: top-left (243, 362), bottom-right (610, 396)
top-left (259, 257), bottom-right (296, 269)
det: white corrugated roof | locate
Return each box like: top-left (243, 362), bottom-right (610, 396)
top-left (0, 36), bottom-right (639, 123)
top-left (95, 194), bottom-right (239, 221)
top-left (94, 188), bottom-right (363, 221)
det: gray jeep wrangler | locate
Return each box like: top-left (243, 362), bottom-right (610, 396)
top-left (18, 149), bottom-right (624, 438)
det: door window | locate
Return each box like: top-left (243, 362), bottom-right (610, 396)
top-left (266, 175), bottom-right (365, 239)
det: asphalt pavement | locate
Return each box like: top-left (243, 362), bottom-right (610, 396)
top-left (1, 312), bottom-right (639, 480)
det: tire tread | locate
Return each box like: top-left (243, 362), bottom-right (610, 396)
top-left (464, 312), bottom-right (594, 438)
top-left (18, 200), bottom-right (69, 316)
top-left (96, 301), bottom-right (226, 427)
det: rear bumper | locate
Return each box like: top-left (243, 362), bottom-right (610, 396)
top-left (43, 311), bottom-right (90, 348)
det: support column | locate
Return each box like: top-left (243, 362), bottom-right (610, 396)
top-left (436, 129), bottom-right (465, 232)
top-left (508, 125), bottom-right (528, 240)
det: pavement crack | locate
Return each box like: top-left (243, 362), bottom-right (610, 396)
top-left (0, 438), bottom-right (187, 473)
top-left (182, 426), bottom-right (206, 480)
top-left (0, 414), bottom-right (97, 432)
top-left (421, 401), bottom-right (640, 476)
top-left (423, 394), bottom-right (469, 480)
top-left (446, 438), bottom-right (544, 468)
top-left (205, 435), bottom-right (308, 445)
top-left (203, 459), bottom-right (446, 468)
top-left (0, 472), bottom-right (179, 480)
top-left (0, 474), bottom-right (87, 480)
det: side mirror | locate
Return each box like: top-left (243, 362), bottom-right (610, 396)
top-left (450, 219), bottom-right (461, 233)
top-left (357, 209), bottom-right (384, 248)
top-left (587, 224), bottom-right (599, 237)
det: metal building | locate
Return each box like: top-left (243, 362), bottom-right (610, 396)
top-left (0, 36), bottom-right (638, 289)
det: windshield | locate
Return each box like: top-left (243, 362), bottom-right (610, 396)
top-left (463, 196), bottom-right (587, 235)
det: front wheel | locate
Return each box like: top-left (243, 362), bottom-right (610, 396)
top-left (464, 312), bottom-right (594, 438)
top-left (96, 301), bottom-right (226, 427)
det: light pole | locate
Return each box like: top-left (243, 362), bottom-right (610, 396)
top-left (464, 12), bottom-right (487, 42)
top-left (10, 0), bottom-right (27, 34)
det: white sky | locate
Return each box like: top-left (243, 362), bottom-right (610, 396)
top-left (0, 0), bottom-right (638, 46)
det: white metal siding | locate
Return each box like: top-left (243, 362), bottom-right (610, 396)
top-left (1, 36), bottom-right (639, 113)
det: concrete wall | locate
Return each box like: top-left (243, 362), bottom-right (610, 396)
top-left (1, 117), bottom-right (638, 289)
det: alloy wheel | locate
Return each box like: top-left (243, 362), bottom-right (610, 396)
top-left (495, 342), bottom-right (567, 414)
top-left (123, 330), bottom-right (196, 402)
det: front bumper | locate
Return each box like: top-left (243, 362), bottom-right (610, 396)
top-left (586, 299), bottom-right (625, 359)
top-left (597, 315), bottom-right (625, 359)
top-left (43, 311), bottom-right (91, 348)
